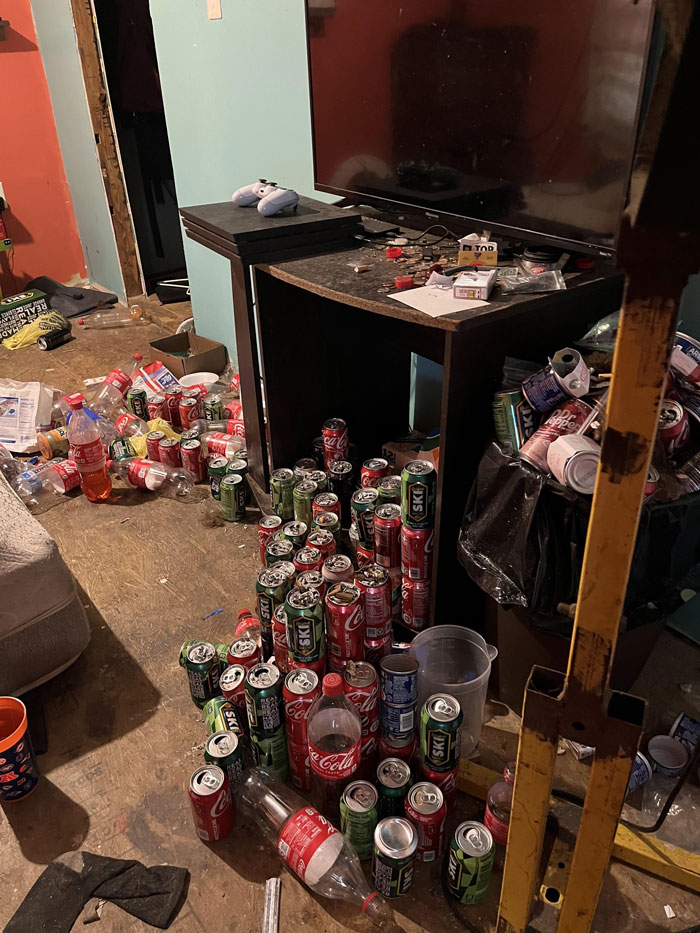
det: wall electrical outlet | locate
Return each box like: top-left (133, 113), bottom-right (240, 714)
top-left (207, 0), bottom-right (222, 19)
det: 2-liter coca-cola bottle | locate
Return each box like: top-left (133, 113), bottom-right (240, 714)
top-left (307, 673), bottom-right (361, 820)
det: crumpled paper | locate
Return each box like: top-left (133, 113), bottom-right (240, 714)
top-left (127, 418), bottom-right (180, 458)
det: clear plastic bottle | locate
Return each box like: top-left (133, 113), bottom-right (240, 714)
top-left (108, 457), bottom-right (194, 498)
top-left (93, 352), bottom-right (143, 414)
top-left (66, 394), bottom-right (112, 502)
top-left (484, 760), bottom-right (516, 846)
top-left (77, 305), bottom-right (150, 329)
top-left (200, 431), bottom-right (245, 460)
top-left (237, 767), bottom-right (393, 928)
top-left (12, 459), bottom-right (80, 512)
top-left (114, 411), bottom-right (150, 438)
top-left (307, 673), bottom-right (362, 820)
top-left (0, 443), bottom-right (20, 483)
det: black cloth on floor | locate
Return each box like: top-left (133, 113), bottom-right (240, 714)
top-left (4, 851), bottom-right (188, 933)
top-left (27, 277), bottom-right (118, 317)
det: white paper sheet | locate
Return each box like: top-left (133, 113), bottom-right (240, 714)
top-left (389, 285), bottom-right (487, 318)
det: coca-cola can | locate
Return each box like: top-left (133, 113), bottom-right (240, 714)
top-left (287, 739), bottom-right (312, 791)
top-left (355, 564), bottom-right (392, 641)
top-left (258, 514), bottom-right (283, 564)
top-left (379, 729), bottom-right (415, 763)
top-left (658, 399), bottom-right (690, 455)
top-left (357, 545), bottom-right (375, 568)
top-left (360, 733), bottom-right (379, 777)
top-left (283, 668), bottom-right (321, 746)
top-left (401, 526), bottom-right (434, 582)
top-left (405, 782), bottom-right (446, 862)
top-left (389, 568), bottom-right (402, 620)
top-left (343, 661), bottom-right (379, 746)
top-left (418, 760), bottom-right (458, 811)
top-left (374, 503), bottom-right (402, 569)
top-left (322, 417), bottom-right (349, 469)
top-left (188, 765), bottom-right (234, 841)
top-left (164, 386), bottom-right (182, 427)
top-left (272, 605), bottom-right (290, 674)
top-left (146, 430), bottom-right (165, 461)
top-left (322, 553), bottom-right (354, 585)
top-left (296, 569), bottom-right (327, 604)
top-left (227, 636), bottom-right (260, 672)
top-left (402, 578), bottom-right (431, 632)
top-left (287, 655), bottom-right (326, 679)
top-left (326, 582), bottom-right (365, 671)
top-left (180, 439), bottom-right (206, 482)
top-left (361, 457), bottom-right (389, 488)
top-left (147, 394), bottom-right (166, 420)
top-left (219, 664), bottom-right (248, 723)
top-left (306, 528), bottom-right (336, 561)
top-left (293, 546), bottom-right (323, 574)
top-left (179, 397), bottom-right (202, 430)
top-left (519, 398), bottom-right (593, 472)
top-left (365, 635), bottom-right (393, 665)
top-left (159, 436), bottom-right (181, 468)
top-left (313, 492), bottom-right (341, 521)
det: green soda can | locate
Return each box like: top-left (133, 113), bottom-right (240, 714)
top-left (341, 780), bottom-right (379, 861)
top-left (236, 448), bottom-right (248, 461)
top-left (220, 474), bottom-right (246, 522)
top-left (377, 474), bottom-right (402, 506)
top-left (312, 510), bottom-right (341, 545)
top-left (492, 387), bottom-right (536, 454)
top-left (401, 460), bottom-right (436, 529)
top-left (203, 696), bottom-right (245, 736)
top-left (245, 662), bottom-right (284, 733)
top-left (256, 567), bottom-right (288, 656)
top-left (208, 456), bottom-right (228, 500)
top-left (372, 817), bottom-right (418, 898)
top-left (204, 393), bottom-right (224, 422)
top-left (420, 693), bottom-right (463, 772)
top-left (215, 643), bottom-right (231, 672)
top-left (285, 587), bottom-right (324, 662)
top-left (293, 458), bottom-right (317, 481)
top-left (293, 479), bottom-right (317, 528)
top-left (265, 539), bottom-right (295, 567)
top-left (275, 561), bottom-right (297, 587)
top-left (126, 385), bottom-right (148, 420)
top-left (226, 457), bottom-right (249, 503)
top-left (179, 638), bottom-right (204, 668)
top-left (270, 467), bottom-right (295, 520)
top-left (376, 758), bottom-right (413, 818)
top-left (351, 488), bottom-right (378, 550)
top-left (185, 642), bottom-right (220, 708)
top-left (109, 436), bottom-right (134, 461)
top-left (250, 726), bottom-right (289, 780)
top-left (204, 730), bottom-right (244, 788)
top-left (305, 469), bottom-right (328, 493)
top-left (445, 822), bottom-right (494, 905)
top-left (281, 520), bottom-right (308, 550)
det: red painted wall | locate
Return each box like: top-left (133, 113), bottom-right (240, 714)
top-left (0, 0), bottom-right (86, 296)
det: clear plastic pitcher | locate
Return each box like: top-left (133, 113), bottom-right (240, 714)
top-left (409, 625), bottom-right (497, 759)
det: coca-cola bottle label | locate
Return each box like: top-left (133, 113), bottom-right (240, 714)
top-left (70, 438), bottom-right (104, 469)
top-left (207, 432), bottom-right (229, 455)
top-left (127, 458), bottom-right (151, 488)
top-left (484, 803), bottom-right (509, 846)
top-left (115, 413), bottom-right (139, 434)
top-left (277, 806), bottom-right (339, 882)
top-left (308, 739), bottom-right (361, 781)
top-left (105, 369), bottom-right (131, 395)
top-left (52, 460), bottom-right (80, 492)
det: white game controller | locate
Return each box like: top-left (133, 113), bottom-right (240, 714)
top-left (232, 180), bottom-right (300, 216)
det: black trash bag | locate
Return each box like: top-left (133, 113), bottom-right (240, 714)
top-left (458, 443), bottom-right (700, 632)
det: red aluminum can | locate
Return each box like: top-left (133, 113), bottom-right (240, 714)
top-left (295, 569), bottom-right (327, 604)
top-left (283, 668), bottom-right (321, 746)
top-left (418, 760), bottom-right (458, 811)
top-left (401, 526), bottom-right (434, 582)
top-left (322, 417), bottom-right (349, 469)
top-left (147, 394), bottom-right (165, 421)
top-left (287, 654), bottom-right (326, 679)
top-left (227, 636), bottom-right (260, 671)
top-left (164, 386), bottom-right (182, 427)
top-left (159, 436), bottom-right (181, 468)
top-left (312, 492), bottom-right (341, 521)
top-left (343, 661), bottom-right (379, 746)
top-left (322, 554), bottom-right (354, 585)
top-left (258, 514), bottom-right (283, 564)
top-left (146, 430), bottom-right (165, 462)
top-left (219, 664), bottom-right (247, 721)
top-left (361, 457), bottom-right (389, 488)
top-left (519, 398), bottom-right (593, 472)
top-left (401, 578), bottom-right (431, 631)
top-left (188, 765), bottom-right (234, 841)
top-left (180, 439), bottom-right (206, 482)
top-left (179, 397), bottom-right (201, 430)
top-left (405, 782), bottom-right (447, 862)
top-left (287, 739), bottom-right (312, 791)
top-left (306, 528), bottom-right (336, 560)
top-left (374, 503), bottom-right (402, 569)
top-left (355, 564), bottom-right (392, 641)
top-left (326, 582), bottom-right (365, 671)
top-left (379, 729), bottom-right (415, 763)
top-left (272, 605), bottom-right (290, 673)
top-left (364, 635), bottom-right (392, 666)
top-left (360, 733), bottom-right (379, 777)
top-left (293, 546), bottom-right (323, 574)
top-left (356, 545), bottom-right (375, 568)
top-left (658, 399), bottom-right (690, 455)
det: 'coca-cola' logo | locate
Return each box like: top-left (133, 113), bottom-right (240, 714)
top-left (344, 688), bottom-right (378, 714)
top-left (308, 741), bottom-right (360, 780)
top-left (285, 698), bottom-right (311, 722)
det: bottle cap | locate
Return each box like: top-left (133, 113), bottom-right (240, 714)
top-left (386, 246), bottom-right (402, 259)
top-left (322, 673), bottom-right (343, 696)
top-left (394, 276), bottom-right (414, 290)
top-left (66, 393), bottom-right (86, 410)
top-left (77, 318), bottom-right (85, 325)
top-left (133, 353), bottom-right (143, 361)
top-left (237, 608), bottom-right (254, 621)
top-left (106, 459), bottom-right (114, 470)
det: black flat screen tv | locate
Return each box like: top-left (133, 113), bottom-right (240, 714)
top-left (304, 0), bottom-right (655, 254)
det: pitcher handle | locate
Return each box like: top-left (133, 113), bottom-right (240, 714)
top-left (486, 644), bottom-right (498, 662)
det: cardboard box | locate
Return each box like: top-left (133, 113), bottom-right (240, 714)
top-left (453, 268), bottom-right (497, 301)
top-left (0, 289), bottom-right (50, 341)
top-left (149, 332), bottom-right (227, 378)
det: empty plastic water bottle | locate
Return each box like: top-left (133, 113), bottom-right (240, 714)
top-left (93, 353), bottom-right (143, 414)
top-left (0, 443), bottom-right (20, 483)
top-left (200, 431), bottom-right (246, 460)
top-left (78, 305), bottom-right (150, 329)
top-left (108, 458), bottom-right (195, 498)
top-left (114, 411), bottom-right (150, 438)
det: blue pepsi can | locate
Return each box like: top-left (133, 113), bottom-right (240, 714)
top-left (670, 333), bottom-right (700, 389)
top-left (625, 751), bottom-right (652, 796)
top-left (381, 702), bottom-right (416, 735)
top-left (522, 365), bottom-right (571, 413)
top-left (380, 655), bottom-right (418, 706)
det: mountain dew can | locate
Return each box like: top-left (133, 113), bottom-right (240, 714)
top-left (445, 821), bottom-right (494, 904)
top-left (204, 730), bottom-right (245, 787)
top-left (270, 468), bottom-right (295, 520)
top-left (203, 697), bottom-right (245, 737)
top-left (341, 781), bottom-right (379, 860)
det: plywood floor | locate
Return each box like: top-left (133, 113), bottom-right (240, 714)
top-left (1, 303), bottom-right (699, 932)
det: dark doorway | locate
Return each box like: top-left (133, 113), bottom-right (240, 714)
top-left (93, 0), bottom-right (186, 292)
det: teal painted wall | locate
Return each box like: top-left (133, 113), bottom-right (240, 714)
top-left (31, 0), bottom-right (125, 299)
top-left (149, 0), bottom-right (331, 361)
